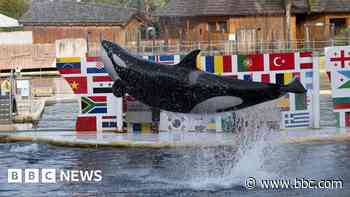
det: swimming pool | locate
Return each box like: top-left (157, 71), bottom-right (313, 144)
top-left (0, 94), bottom-right (348, 196)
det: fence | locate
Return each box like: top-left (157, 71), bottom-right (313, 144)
top-left (0, 38), bottom-right (350, 70)
top-left (89, 38), bottom-right (350, 56)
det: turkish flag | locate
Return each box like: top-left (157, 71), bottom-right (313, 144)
top-left (269, 53), bottom-right (295, 71)
top-left (65, 77), bottom-right (88, 94)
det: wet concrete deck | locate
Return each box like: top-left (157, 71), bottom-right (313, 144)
top-left (0, 128), bottom-right (349, 149)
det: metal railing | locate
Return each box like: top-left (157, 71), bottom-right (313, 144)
top-left (88, 38), bottom-right (350, 56)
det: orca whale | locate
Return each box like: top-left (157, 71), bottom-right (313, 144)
top-left (100, 40), bottom-right (306, 114)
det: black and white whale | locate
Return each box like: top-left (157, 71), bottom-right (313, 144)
top-left (100, 40), bottom-right (306, 114)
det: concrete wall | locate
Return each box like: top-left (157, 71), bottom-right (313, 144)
top-left (0, 31), bottom-right (32, 44)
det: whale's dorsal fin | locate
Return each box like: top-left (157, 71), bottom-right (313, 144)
top-left (177, 49), bottom-right (201, 70)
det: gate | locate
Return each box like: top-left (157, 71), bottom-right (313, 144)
top-left (0, 95), bottom-right (11, 124)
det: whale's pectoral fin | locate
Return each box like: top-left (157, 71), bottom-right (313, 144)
top-left (112, 79), bottom-right (127, 97)
top-left (280, 78), bottom-right (307, 94)
top-left (177, 49), bottom-right (201, 70)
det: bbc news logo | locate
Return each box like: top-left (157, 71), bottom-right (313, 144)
top-left (8, 169), bottom-right (102, 184)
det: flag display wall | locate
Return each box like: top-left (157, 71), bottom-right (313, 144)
top-left (56, 51), bottom-right (318, 132)
top-left (150, 52), bottom-right (317, 131)
top-left (56, 56), bottom-right (123, 132)
top-left (326, 46), bottom-right (350, 128)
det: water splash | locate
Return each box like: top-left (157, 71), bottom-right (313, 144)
top-left (172, 101), bottom-right (281, 190)
top-left (10, 143), bottom-right (39, 153)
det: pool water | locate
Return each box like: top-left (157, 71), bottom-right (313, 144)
top-left (0, 92), bottom-right (348, 196)
top-left (0, 141), bottom-right (349, 196)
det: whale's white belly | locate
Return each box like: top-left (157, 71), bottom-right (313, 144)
top-left (190, 96), bottom-right (243, 114)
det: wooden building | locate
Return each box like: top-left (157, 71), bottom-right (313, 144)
top-left (157, 0), bottom-right (350, 47)
top-left (19, 0), bottom-right (148, 46)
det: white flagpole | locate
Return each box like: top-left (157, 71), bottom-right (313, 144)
top-left (312, 55), bottom-right (320, 129)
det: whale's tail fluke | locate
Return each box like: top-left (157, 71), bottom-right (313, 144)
top-left (280, 78), bottom-right (307, 94)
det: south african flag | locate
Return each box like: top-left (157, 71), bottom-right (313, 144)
top-left (81, 96), bottom-right (107, 114)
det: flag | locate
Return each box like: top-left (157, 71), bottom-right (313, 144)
top-left (293, 72), bottom-right (301, 80)
top-left (336, 70), bottom-right (350, 89)
top-left (196, 55), bottom-right (204, 71)
top-left (223, 55), bottom-right (232, 73)
top-left (283, 111), bottom-right (310, 128)
top-left (81, 96), bottom-right (107, 114)
top-left (102, 116), bottom-right (118, 131)
top-left (76, 116), bottom-right (97, 132)
top-left (298, 51), bottom-right (313, 69)
top-left (207, 118), bottom-right (217, 131)
top-left (56, 57), bottom-right (80, 64)
top-left (270, 53), bottom-right (295, 71)
top-left (278, 95), bottom-right (290, 111)
top-left (304, 71), bottom-right (313, 90)
top-left (93, 76), bottom-right (113, 83)
top-left (214, 56), bottom-right (223, 74)
top-left (329, 50), bottom-right (350, 69)
top-left (283, 72), bottom-right (293, 85)
top-left (237, 54), bottom-right (264, 72)
top-left (92, 75), bottom-right (113, 94)
top-left (336, 112), bottom-right (342, 127)
top-left (295, 93), bottom-right (307, 110)
top-left (346, 112), bottom-right (350, 127)
top-left (336, 112), bottom-right (350, 127)
top-left (157, 55), bottom-right (178, 65)
top-left (205, 56), bottom-right (214, 73)
top-left (333, 97), bottom-right (350, 110)
top-left (65, 77), bottom-right (87, 94)
top-left (132, 123), bottom-right (142, 133)
top-left (141, 123), bottom-right (152, 133)
top-left (132, 123), bottom-right (153, 133)
top-left (276, 73), bottom-right (284, 85)
top-left (56, 57), bottom-right (81, 75)
top-left (146, 56), bottom-right (155, 62)
top-left (87, 61), bottom-right (106, 74)
top-left (86, 56), bottom-right (100, 62)
top-left (261, 74), bottom-right (270, 83)
top-left (243, 74), bottom-right (252, 81)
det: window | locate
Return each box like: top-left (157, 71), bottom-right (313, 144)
top-left (208, 22), bottom-right (217, 32)
top-left (330, 18), bottom-right (347, 36)
top-left (218, 21), bottom-right (227, 33)
top-left (208, 21), bottom-right (228, 32)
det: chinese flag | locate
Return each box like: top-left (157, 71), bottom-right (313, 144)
top-left (65, 77), bottom-right (88, 94)
top-left (269, 53), bottom-right (295, 71)
top-left (76, 116), bottom-right (97, 132)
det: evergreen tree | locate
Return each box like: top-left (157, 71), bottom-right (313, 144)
top-left (0, 0), bottom-right (29, 19)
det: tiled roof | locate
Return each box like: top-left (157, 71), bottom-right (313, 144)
top-left (19, 0), bottom-right (139, 25)
top-left (156, 0), bottom-right (308, 17)
top-left (156, 0), bottom-right (350, 17)
top-left (308, 0), bottom-right (350, 13)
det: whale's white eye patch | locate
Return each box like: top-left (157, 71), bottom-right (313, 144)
top-left (112, 54), bottom-right (127, 68)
